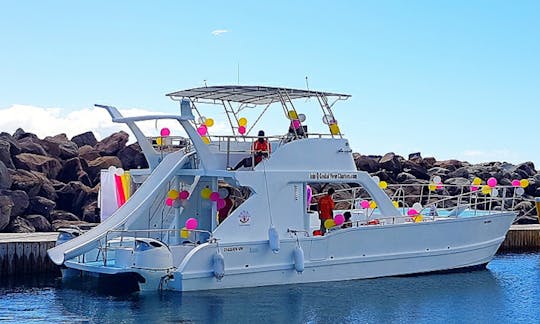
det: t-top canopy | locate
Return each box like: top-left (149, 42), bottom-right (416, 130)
top-left (166, 85), bottom-right (351, 105)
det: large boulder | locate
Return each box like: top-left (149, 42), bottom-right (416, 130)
top-left (353, 154), bottom-right (379, 173)
top-left (434, 159), bottom-right (464, 172)
top-left (28, 196), bottom-right (56, 219)
top-left (78, 145), bottom-right (100, 162)
top-left (51, 219), bottom-right (98, 231)
top-left (378, 152), bottom-right (402, 175)
top-left (55, 181), bottom-right (97, 215)
top-left (24, 214), bottom-right (52, 232)
top-left (513, 162), bottom-right (536, 178)
top-left (12, 128), bottom-right (38, 141)
top-left (32, 171), bottom-right (58, 201)
top-left (13, 153), bottom-right (62, 179)
top-left (82, 201), bottom-right (100, 223)
top-left (50, 210), bottom-right (80, 222)
top-left (5, 216), bottom-right (35, 233)
top-left (57, 157), bottom-right (92, 186)
top-left (17, 137), bottom-right (48, 156)
top-left (95, 131), bottom-right (129, 156)
top-left (0, 195), bottom-right (14, 231)
top-left (402, 160), bottom-right (430, 180)
top-left (0, 189), bottom-right (29, 217)
top-left (86, 156), bottom-right (122, 184)
top-left (0, 140), bottom-right (14, 169)
top-left (117, 143), bottom-right (148, 170)
top-left (8, 169), bottom-right (42, 197)
top-left (0, 132), bottom-right (21, 156)
top-left (71, 131), bottom-right (98, 148)
top-left (42, 134), bottom-right (79, 160)
top-left (0, 161), bottom-right (12, 189)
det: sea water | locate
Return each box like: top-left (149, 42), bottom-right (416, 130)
top-left (1, 254), bottom-right (539, 323)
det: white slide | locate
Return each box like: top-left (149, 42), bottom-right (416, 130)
top-left (48, 150), bottom-right (193, 265)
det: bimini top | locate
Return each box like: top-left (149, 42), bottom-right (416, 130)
top-left (166, 85), bottom-right (351, 105)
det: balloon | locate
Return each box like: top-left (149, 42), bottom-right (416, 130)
top-left (433, 176), bottom-right (442, 184)
top-left (407, 209), bottom-right (418, 216)
top-left (472, 177), bottom-right (482, 185)
top-left (414, 215), bottom-right (423, 223)
top-left (201, 188), bottom-right (212, 199)
top-left (324, 219), bottom-right (335, 229)
top-left (360, 200), bottom-right (370, 209)
top-left (372, 176), bottom-right (380, 183)
top-left (205, 118), bottom-right (214, 127)
top-left (165, 198), bottom-right (174, 206)
top-left (379, 181), bottom-right (388, 189)
top-left (298, 114), bottom-right (306, 122)
top-left (179, 190), bottom-right (190, 200)
top-left (172, 199), bottom-right (182, 208)
top-left (238, 117), bottom-right (248, 127)
top-left (392, 201), bottom-right (399, 208)
top-left (167, 189), bottom-right (179, 200)
top-left (322, 115), bottom-right (335, 125)
top-left (180, 227), bottom-right (190, 239)
top-left (487, 177), bottom-right (497, 188)
top-left (412, 203), bottom-right (423, 212)
top-left (218, 188), bottom-right (230, 199)
top-left (288, 110), bottom-right (298, 120)
top-left (156, 137), bottom-right (163, 145)
top-left (160, 127), bottom-right (170, 137)
top-left (511, 179), bottom-right (521, 187)
top-left (238, 126), bottom-right (246, 135)
top-left (198, 116), bottom-right (207, 124)
top-left (520, 179), bottom-right (529, 188)
top-left (114, 168), bottom-right (125, 176)
top-left (471, 185), bottom-right (479, 192)
top-left (306, 185), bottom-right (313, 206)
top-left (185, 217), bottom-right (198, 230)
top-left (108, 166), bottom-right (116, 173)
top-left (217, 198), bottom-right (226, 210)
top-left (334, 214), bottom-right (345, 226)
top-left (209, 191), bottom-right (220, 201)
top-left (329, 123), bottom-right (340, 135)
top-left (516, 187), bottom-right (525, 196)
top-left (369, 201), bottom-right (377, 209)
top-left (292, 119), bottom-right (301, 129)
top-left (491, 188), bottom-right (499, 197)
top-left (197, 125), bottom-right (208, 136)
top-left (436, 184), bottom-right (443, 190)
top-left (201, 136), bottom-right (210, 144)
top-left (481, 185), bottom-right (491, 195)
top-left (428, 184), bottom-right (437, 191)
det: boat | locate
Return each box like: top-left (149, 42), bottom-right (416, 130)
top-left (47, 85), bottom-right (516, 292)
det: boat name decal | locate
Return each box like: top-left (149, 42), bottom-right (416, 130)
top-left (223, 246), bottom-right (244, 252)
top-left (309, 172), bottom-right (358, 180)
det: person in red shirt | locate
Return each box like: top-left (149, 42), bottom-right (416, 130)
top-left (232, 130), bottom-right (271, 170)
top-left (318, 188), bottom-right (335, 235)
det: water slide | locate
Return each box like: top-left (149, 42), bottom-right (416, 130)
top-left (48, 150), bottom-right (193, 265)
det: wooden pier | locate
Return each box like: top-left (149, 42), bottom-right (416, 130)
top-left (0, 226), bottom-right (539, 276)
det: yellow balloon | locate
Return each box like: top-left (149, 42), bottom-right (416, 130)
top-left (392, 201), bottom-right (400, 208)
top-left (329, 124), bottom-right (340, 135)
top-left (472, 177), bottom-right (482, 185)
top-left (414, 215), bottom-right (423, 223)
top-left (520, 179), bottom-right (529, 188)
top-left (369, 201), bottom-right (377, 209)
top-left (156, 137), bottom-right (163, 145)
top-left (205, 118), bottom-right (214, 127)
top-left (379, 181), bottom-right (388, 189)
top-left (168, 189), bottom-right (179, 200)
top-left (324, 219), bottom-right (336, 229)
top-left (201, 187), bottom-right (212, 199)
top-left (238, 117), bottom-right (248, 127)
top-left (481, 185), bottom-right (491, 195)
top-left (180, 227), bottom-right (189, 239)
top-left (428, 183), bottom-right (437, 192)
top-left (288, 110), bottom-right (298, 120)
top-left (201, 136), bottom-right (210, 144)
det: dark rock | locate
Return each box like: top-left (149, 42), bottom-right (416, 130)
top-left (8, 169), bottom-right (42, 197)
top-left (402, 160), bottom-right (430, 180)
top-left (51, 219), bottom-right (98, 231)
top-left (434, 160), bottom-right (464, 172)
top-left (32, 171), bottom-right (58, 201)
top-left (57, 157), bottom-right (92, 186)
top-left (55, 181), bottom-right (97, 215)
top-left (42, 134), bottom-right (79, 160)
top-left (513, 162), bottom-right (536, 178)
top-left (396, 172), bottom-right (417, 183)
top-left (0, 195), bottom-right (14, 231)
top-left (24, 214), bottom-right (52, 232)
top-left (0, 140), bottom-right (15, 169)
top-left (353, 154), bottom-right (379, 173)
top-left (422, 157), bottom-right (436, 169)
top-left (0, 189), bottom-right (29, 217)
top-left (378, 152), bottom-right (402, 175)
top-left (50, 210), bottom-right (80, 222)
top-left (5, 216), bottom-right (35, 233)
top-left (12, 128), bottom-right (38, 141)
top-left (0, 161), bottom-right (12, 189)
top-left (408, 152), bottom-right (422, 161)
top-left (28, 196), bottom-right (56, 218)
top-left (18, 137), bottom-right (48, 156)
top-left (372, 170), bottom-right (392, 182)
top-left (95, 131), bottom-right (129, 156)
top-left (13, 153), bottom-right (62, 179)
top-left (71, 131), bottom-right (98, 148)
top-left (513, 201), bottom-right (538, 224)
top-left (78, 145), bottom-right (100, 162)
top-left (0, 132), bottom-right (21, 156)
top-left (86, 156), bottom-right (122, 183)
top-left (82, 201), bottom-right (100, 223)
top-left (117, 143), bottom-right (148, 170)
top-left (448, 167), bottom-right (469, 179)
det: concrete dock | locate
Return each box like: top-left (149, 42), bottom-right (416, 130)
top-left (0, 225), bottom-right (539, 276)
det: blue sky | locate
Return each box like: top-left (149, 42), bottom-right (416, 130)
top-left (0, 1), bottom-right (539, 166)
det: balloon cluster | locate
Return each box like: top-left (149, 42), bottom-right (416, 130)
top-left (197, 117), bottom-right (214, 144)
top-left (428, 176), bottom-right (443, 192)
top-left (407, 202), bottom-right (423, 222)
top-left (322, 114), bottom-right (340, 135)
top-left (288, 110), bottom-right (306, 130)
top-left (358, 199), bottom-right (377, 209)
top-left (180, 217), bottom-right (199, 239)
top-left (238, 117), bottom-right (248, 135)
top-left (512, 178), bottom-right (528, 196)
top-left (201, 187), bottom-right (229, 209)
top-left (165, 189), bottom-right (190, 208)
top-left (156, 128), bottom-right (171, 146)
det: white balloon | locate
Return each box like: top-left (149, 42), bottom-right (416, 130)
top-left (491, 188), bottom-right (499, 197)
top-left (322, 115), bottom-right (334, 125)
top-left (516, 187), bottom-right (525, 196)
top-left (108, 166), bottom-right (117, 173)
top-left (372, 176), bottom-right (380, 184)
top-left (298, 114), bottom-right (306, 122)
top-left (412, 202), bottom-right (423, 212)
top-left (218, 188), bottom-right (230, 199)
top-left (114, 168), bottom-right (125, 176)
top-left (172, 199), bottom-right (182, 208)
top-left (433, 176), bottom-right (442, 184)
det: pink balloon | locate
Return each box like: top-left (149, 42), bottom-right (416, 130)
top-left (210, 192), bottom-right (220, 202)
top-left (217, 198), bottom-right (226, 210)
top-left (334, 214), bottom-right (345, 226)
top-left (197, 125), bottom-right (207, 136)
top-left (487, 177), bottom-right (497, 188)
top-left (185, 217), bottom-right (198, 230)
top-left (238, 126), bottom-right (246, 135)
top-left (511, 179), bottom-right (521, 187)
top-left (306, 185), bottom-right (313, 206)
top-left (436, 184), bottom-right (443, 189)
top-left (179, 190), bottom-right (190, 199)
top-left (360, 200), bottom-right (370, 209)
top-left (292, 119), bottom-right (301, 129)
top-left (160, 127), bottom-right (170, 137)
top-left (165, 198), bottom-right (174, 206)
top-left (407, 209), bottom-right (418, 216)
top-left (471, 185), bottom-right (479, 191)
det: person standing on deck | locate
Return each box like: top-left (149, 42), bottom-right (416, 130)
top-left (318, 188), bottom-right (335, 235)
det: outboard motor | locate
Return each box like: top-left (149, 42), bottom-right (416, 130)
top-left (133, 238), bottom-right (173, 270)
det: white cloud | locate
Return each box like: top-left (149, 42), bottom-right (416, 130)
top-left (211, 29), bottom-right (229, 36)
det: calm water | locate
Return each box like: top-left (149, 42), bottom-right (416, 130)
top-left (1, 254), bottom-right (539, 323)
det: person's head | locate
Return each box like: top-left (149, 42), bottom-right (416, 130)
top-left (328, 188), bottom-right (335, 196)
top-left (257, 130), bottom-right (265, 143)
top-left (344, 211), bottom-right (351, 221)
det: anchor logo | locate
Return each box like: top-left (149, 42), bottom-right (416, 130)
top-left (238, 210), bottom-right (251, 225)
